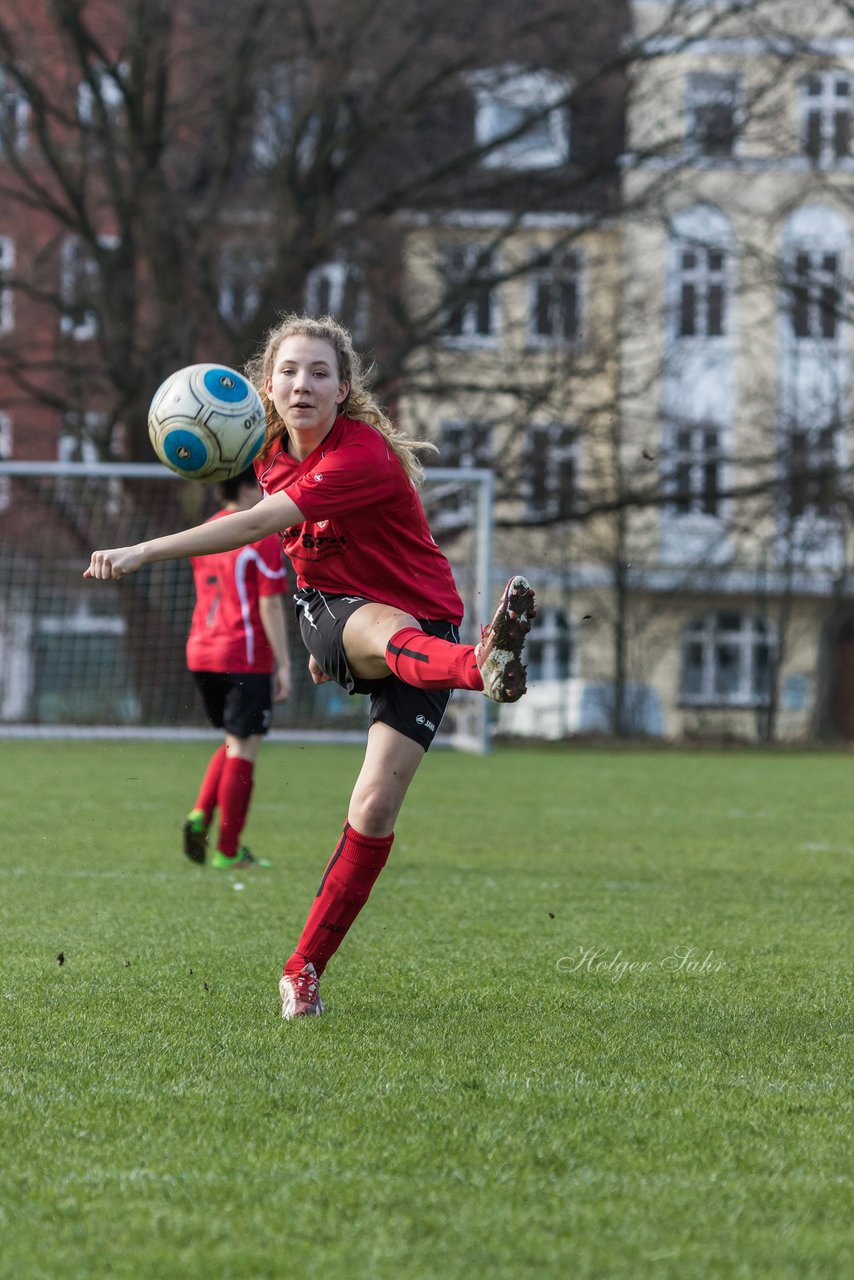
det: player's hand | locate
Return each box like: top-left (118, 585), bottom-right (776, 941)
top-left (84, 546), bottom-right (144, 580)
top-left (274, 666), bottom-right (291, 701)
top-left (308, 655), bottom-right (330, 685)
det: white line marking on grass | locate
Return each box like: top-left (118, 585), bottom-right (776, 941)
top-left (0, 866), bottom-right (193, 881)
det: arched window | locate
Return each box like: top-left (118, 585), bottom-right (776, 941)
top-left (524, 606), bottom-right (575, 682)
top-left (0, 73), bottom-right (29, 153)
top-left (0, 237), bottom-right (14, 333)
top-left (304, 260), bottom-right (369, 342)
top-left (0, 410), bottom-right (11, 512)
top-left (680, 613), bottom-right (774, 707)
top-left (781, 206), bottom-right (849, 343)
top-left (218, 244), bottom-right (271, 327)
top-left (779, 207), bottom-right (850, 542)
top-left (668, 205), bottom-right (735, 341)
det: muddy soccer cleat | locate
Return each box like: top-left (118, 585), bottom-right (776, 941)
top-left (182, 809), bottom-right (209, 864)
top-left (279, 963), bottom-right (325, 1020)
top-left (474, 575), bottom-right (536, 703)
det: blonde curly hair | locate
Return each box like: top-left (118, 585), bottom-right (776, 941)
top-left (244, 313), bottom-right (436, 487)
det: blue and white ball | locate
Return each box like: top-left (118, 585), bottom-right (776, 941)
top-left (148, 363), bottom-right (266, 482)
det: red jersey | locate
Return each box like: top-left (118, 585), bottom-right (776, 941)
top-left (186, 511), bottom-right (288, 673)
top-left (254, 415), bottom-right (464, 624)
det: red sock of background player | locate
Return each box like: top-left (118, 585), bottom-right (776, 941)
top-left (194, 743), bottom-right (227, 824)
top-left (216, 756), bottom-right (254, 857)
top-left (386, 627), bottom-right (483, 691)
top-left (284, 824), bottom-right (394, 977)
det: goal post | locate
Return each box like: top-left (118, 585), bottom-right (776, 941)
top-left (0, 461), bottom-right (494, 752)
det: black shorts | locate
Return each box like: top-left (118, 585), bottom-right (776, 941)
top-left (294, 587), bottom-right (458, 751)
top-left (192, 671), bottom-right (274, 738)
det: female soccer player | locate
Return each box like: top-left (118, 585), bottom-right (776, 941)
top-left (85, 315), bottom-right (536, 1019)
top-left (183, 467), bottom-right (291, 870)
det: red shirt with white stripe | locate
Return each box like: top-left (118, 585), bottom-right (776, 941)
top-left (254, 415), bottom-right (464, 624)
top-left (186, 511), bottom-right (288, 673)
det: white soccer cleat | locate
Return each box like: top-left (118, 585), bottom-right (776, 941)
top-left (474, 575), bottom-right (536, 702)
top-left (279, 962), bottom-right (325, 1019)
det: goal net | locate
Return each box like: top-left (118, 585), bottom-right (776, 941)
top-left (0, 461), bottom-right (494, 752)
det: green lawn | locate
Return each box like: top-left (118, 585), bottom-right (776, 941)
top-left (0, 741), bottom-right (851, 1279)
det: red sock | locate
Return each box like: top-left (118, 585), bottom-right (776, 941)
top-left (284, 824), bottom-right (394, 977)
top-left (386, 627), bottom-right (483, 691)
top-left (216, 756), bottom-right (254, 856)
top-left (194, 743), bottom-right (227, 822)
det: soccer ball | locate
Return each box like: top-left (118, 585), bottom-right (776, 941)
top-left (147, 363), bottom-right (267, 482)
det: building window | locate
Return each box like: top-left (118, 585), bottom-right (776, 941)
top-left (788, 426), bottom-right (837, 518)
top-left (60, 235), bottom-right (118, 342)
top-left (525, 606), bottom-right (574, 682)
top-left (529, 249), bottom-right (581, 347)
top-left (800, 72), bottom-right (853, 166)
top-left (0, 411), bottom-right (11, 512)
top-left (0, 74), bottom-right (29, 153)
top-left (666, 424), bottom-right (723, 516)
top-left (675, 244), bottom-right (728, 337)
top-left (680, 613), bottom-right (774, 707)
top-left (252, 63), bottom-right (294, 168)
top-left (305, 260), bottom-right (369, 341)
top-left (430, 421), bottom-right (493, 527)
top-left (218, 245), bottom-right (270, 327)
top-left (0, 237), bottom-right (14, 333)
top-left (525, 424), bottom-right (578, 520)
top-left (77, 64), bottom-right (128, 127)
top-left (441, 244), bottom-right (498, 345)
top-left (685, 72), bottom-right (741, 157)
top-left (786, 250), bottom-right (840, 340)
top-left (470, 66), bottom-right (570, 170)
top-left (251, 60), bottom-right (320, 171)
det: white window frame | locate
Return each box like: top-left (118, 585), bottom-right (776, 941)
top-left (59, 415), bottom-right (121, 508)
top-left (0, 75), bottom-right (30, 152)
top-left (785, 247), bottom-right (842, 342)
top-left (77, 63), bottom-right (128, 126)
top-left (252, 62), bottom-right (293, 169)
top-left (218, 244), bottom-right (271, 327)
top-left (251, 59), bottom-right (318, 171)
top-left (440, 243), bottom-right (499, 347)
top-left (800, 71), bottom-right (853, 168)
top-left (673, 241), bottom-right (730, 339)
top-left (60, 234), bottom-right (118, 342)
top-left (786, 424), bottom-right (838, 521)
top-left (524, 423), bottom-right (579, 520)
top-left (665, 422), bottom-right (724, 517)
top-left (680, 613), bottom-right (775, 708)
top-left (304, 260), bottom-right (369, 341)
top-left (0, 237), bottom-right (14, 333)
top-left (430, 421), bottom-right (494, 528)
top-left (666, 206), bottom-right (735, 346)
top-left (685, 71), bottom-right (743, 159)
top-left (0, 410), bottom-right (11, 512)
top-left (525, 605), bottom-right (576, 682)
top-left (528, 248), bottom-right (582, 348)
top-left (470, 66), bottom-right (570, 170)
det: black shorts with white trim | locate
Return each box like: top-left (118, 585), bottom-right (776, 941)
top-left (293, 587), bottom-right (458, 751)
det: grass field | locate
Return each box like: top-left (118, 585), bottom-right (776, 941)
top-left (0, 739), bottom-right (851, 1279)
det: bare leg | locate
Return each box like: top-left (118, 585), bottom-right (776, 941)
top-left (347, 719), bottom-right (426, 836)
top-left (342, 603), bottom-right (419, 681)
top-left (224, 731), bottom-right (261, 763)
top-left (280, 722), bottom-right (425, 1001)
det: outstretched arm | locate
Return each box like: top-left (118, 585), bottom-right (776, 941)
top-left (84, 491), bottom-right (304, 580)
